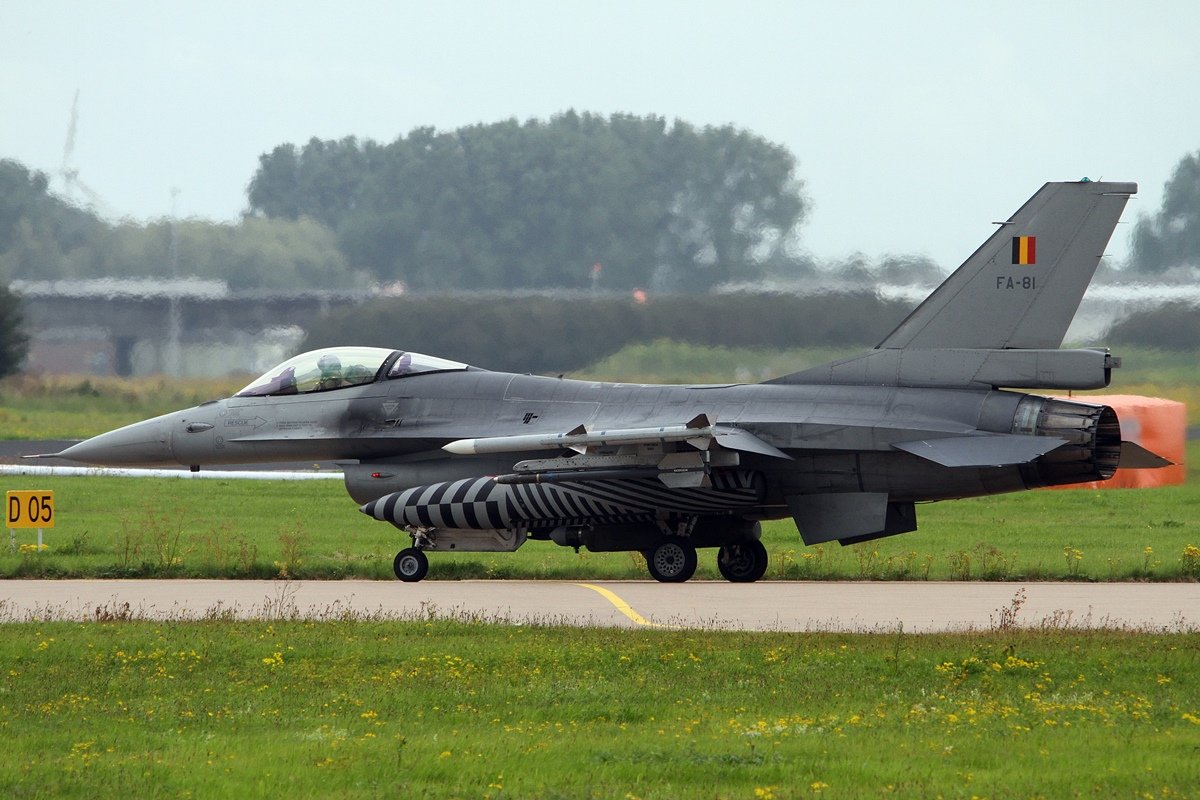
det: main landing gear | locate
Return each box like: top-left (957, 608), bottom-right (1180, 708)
top-left (644, 540), bottom-right (699, 583)
top-left (716, 539), bottom-right (769, 583)
top-left (641, 537), bottom-right (768, 583)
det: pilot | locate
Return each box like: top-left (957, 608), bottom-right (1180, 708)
top-left (317, 353), bottom-right (344, 390)
top-left (343, 362), bottom-right (373, 385)
top-left (392, 352), bottom-right (413, 375)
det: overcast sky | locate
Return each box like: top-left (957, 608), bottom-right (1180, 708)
top-left (4, 0), bottom-right (1198, 270)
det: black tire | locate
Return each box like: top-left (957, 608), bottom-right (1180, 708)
top-left (646, 540), bottom-right (698, 583)
top-left (393, 548), bottom-right (429, 582)
top-left (717, 539), bottom-right (768, 583)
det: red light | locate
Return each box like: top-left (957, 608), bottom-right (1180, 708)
top-left (371, 472), bottom-right (383, 479)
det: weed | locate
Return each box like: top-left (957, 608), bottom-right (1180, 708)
top-left (274, 522), bottom-right (309, 578)
top-left (947, 549), bottom-right (971, 581)
top-left (59, 531), bottom-right (92, 555)
top-left (93, 601), bottom-right (133, 622)
top-left (234, 535), bottom-right (260, 575)
top-left (974, 543), bottom-right (1012, 580)
top-left (801, 544), bottom-right (826, 578)
top-left (146, 507), bottom-right (191, 570)
top-left (882, 550), bottom-right (918, 579)
top-left (1182, 544), bottom-right (1200, 578)
top-left (1063, 545), bottom-right (1084, 579)
top-left (197, 522), bottom-right (234, 571)
top-left (114, 511), bottom-right (145, 570)
top-left (1141, 545), bottom-right (1161, 575)
top-left (992, 587), bottom-right (1027, 630)
top-left (854, 546), bottom-right (880, 579)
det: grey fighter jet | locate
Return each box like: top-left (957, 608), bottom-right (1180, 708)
top-left (46, 180), bottom-right (1170, 582)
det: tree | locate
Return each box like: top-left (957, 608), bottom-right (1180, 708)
top-left (0, 159), bottom-right (104, 282)
top-left (246, 113), bottom-right (810, 291)
top-left (1106, 302), bottom-right (1200, 350)
top-left (1130, 152), bottom-right (1200, 275)
top-left (0, 284), bottom-right (28, 377)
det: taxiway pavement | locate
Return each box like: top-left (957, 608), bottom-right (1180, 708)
top-left (2, 579), bottom-right (1197, 632)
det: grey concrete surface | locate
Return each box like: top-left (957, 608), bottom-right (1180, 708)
top-left (2, 579), bottom-right (1197, 632)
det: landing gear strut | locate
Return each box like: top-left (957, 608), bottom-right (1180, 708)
top-left (393, 548), bottom-right (429, 582)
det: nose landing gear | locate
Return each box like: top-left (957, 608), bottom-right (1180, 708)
top-left (393, 548), bottom-right (429, 582)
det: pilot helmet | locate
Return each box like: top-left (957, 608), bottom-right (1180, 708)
top-left (318, 353), bottom-right (342, 376)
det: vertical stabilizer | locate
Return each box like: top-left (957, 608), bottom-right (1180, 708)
top-left (877, 181), bottom-right (1136, 350)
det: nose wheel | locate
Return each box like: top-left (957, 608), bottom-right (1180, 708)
top-left (393, 548), bottom-right (429, 582)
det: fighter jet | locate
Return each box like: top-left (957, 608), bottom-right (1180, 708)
top-left (45, 180), bottom-right (1170, 582)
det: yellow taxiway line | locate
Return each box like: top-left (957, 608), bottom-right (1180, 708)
top-left (575, 583), bottom-right (665, 628)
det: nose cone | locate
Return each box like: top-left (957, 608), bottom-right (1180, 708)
top-left (55, 413), bottom-right (180, 466)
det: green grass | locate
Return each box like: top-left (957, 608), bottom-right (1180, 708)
top-left (0, 374), bottom-right (243, 440)
top-left (0, 619), bottom-right (1197, 798)
top-left (3, 442), bottom-right (1197, 581)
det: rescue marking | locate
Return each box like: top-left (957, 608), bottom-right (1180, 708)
top-left (575, 583), bottom-right (664, 628)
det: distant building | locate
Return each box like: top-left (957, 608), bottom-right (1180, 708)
top-left (10, 278), bottom-right (370, 377)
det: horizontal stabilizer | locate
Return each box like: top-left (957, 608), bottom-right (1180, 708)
top-left (1118, 441), bottom-right (1174, 469)
top-left (894, 434), bottom-right (1066, 468)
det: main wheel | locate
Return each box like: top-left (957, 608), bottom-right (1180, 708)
top-left (646, 540), bottom-right (698, 583)
top-left (717, 539), bottom-right (768, 583)
top-left (393, 548), bottom-right (429, 582)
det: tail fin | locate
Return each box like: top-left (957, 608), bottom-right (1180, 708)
top-left (877, 180), bottom-right (1137, 350)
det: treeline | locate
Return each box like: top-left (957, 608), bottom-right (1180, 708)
top-left (1105, 302), bottom-right (1200, 350)
top-left (301, 291), bottom-right (913, 374)
top-left (248, 112), bottom-right (808, 292)
top-left (0, 160), bottom-right (368, 290)
top-left (1129, 151), bottom-right (1200, 278)
top-left (6, 120), bottom-right (1200, 298)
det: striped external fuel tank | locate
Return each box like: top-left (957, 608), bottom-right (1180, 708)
top-left (361, 470), bottom-right (764, 530)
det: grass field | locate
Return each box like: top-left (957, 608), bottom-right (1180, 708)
top-left (1, 618), bottom-right (1197, 798)
top-left (0, 373), bottom-right (243, 440)
top-left (1, 346), bottom-right (1195, 581)
top-left (3, 441), bottom-right (1197, 581)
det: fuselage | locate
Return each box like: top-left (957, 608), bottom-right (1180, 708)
top-left (57, 365), bottom-right (1114, 517)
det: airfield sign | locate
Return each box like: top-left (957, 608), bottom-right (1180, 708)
top-left (7, 490), bottom-right (54, 554)
top-left (7, 490), bottom-right (55, 529)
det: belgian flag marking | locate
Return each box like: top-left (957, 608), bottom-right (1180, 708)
top-left (1012, 235), bottom-right (1037, 265)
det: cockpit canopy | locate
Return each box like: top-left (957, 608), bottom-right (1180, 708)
top-left (235, 347), bottom-right (469, 397)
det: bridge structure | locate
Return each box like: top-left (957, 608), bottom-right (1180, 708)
top-left (11, 279), bottom-right (372, 377)
top-left (11, 278), bottom-right (1198, 378)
